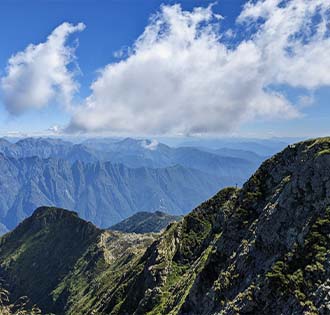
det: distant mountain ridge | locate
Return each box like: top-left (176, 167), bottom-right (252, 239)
top-left (178, 138), bottom-right (292, 155)
top-left (0, 153), bottom-right (221, 231)
top-left (0, 137), bottom-right (261, 178)
top-left (109, 211), bottom-right (182, 233)
top-left (0, 222), bottom-right (8, 235)
top-left (0, 137), bottom-right (99, 163)
top-left (0, 137), bottom-right (265, 233)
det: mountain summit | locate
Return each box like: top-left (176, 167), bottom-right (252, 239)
top-left (1, 137), bottom-right (330, 314)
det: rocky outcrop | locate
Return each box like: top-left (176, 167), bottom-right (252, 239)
top-left (180, 138), bottom-right (330, 315)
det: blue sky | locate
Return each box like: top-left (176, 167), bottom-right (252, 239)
top-left (0, 0), bottom-right (329, 138)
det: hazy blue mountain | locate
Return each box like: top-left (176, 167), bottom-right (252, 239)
top-left (0, 137), bottom-right (261, 184)
top-left (0, 138), bottom-right (15, 155)
top-left (215, 141), bottom-right (287, 156)
top-left (0, 154), bottom-right (222, 230)
top-left (178, 138), bottom-right (294, 156)
top-left (0, 137), bottom-right (100, 162)
top-left (82, 137), bottom-right (123, 151)
top-left (0, 137), bottom-right (265, 233)
top-left (95, 138), bottom-right (174, 168)
top-left (172, 146), bottom-right (256, 181)
top-left (0, 137), bottom-right (295, 162)
top-left (109, 211), bottom-right (182, 233)
top-left (0, 222), bottom-right (8, 236)
top-left (83, 138), bottom-right (260, 181)
top-left (212, 147), bottom-right (265, 162)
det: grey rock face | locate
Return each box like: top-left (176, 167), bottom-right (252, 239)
top-left (180, 138), bottom-right (330, 315)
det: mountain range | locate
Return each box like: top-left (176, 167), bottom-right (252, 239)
top-left (0, 153), bottom-right (220, 230)
top-left (0, 137), bottom-right (264, 173)
top-left (1, 137), bottom-right (330, 314)
top-left (0, 137), bottom-right (265, 232)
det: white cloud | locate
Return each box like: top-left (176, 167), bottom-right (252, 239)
top-left (70, 2), bottom-right (321, 135)
top-left (0, 22), bottom-right (85, 115)
top-left (238, 0), bottom-right (330, 89)
top-left (141, 139), bottom-right (159, 150)
top-left (3, 1), bottom-right (330, 136)
top-left (48, 124), bottom-right (63, 134)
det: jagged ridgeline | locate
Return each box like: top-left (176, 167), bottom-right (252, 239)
top-left (1, 137), bottom-right (330, 314)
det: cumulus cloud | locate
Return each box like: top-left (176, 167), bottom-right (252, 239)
top-left (48, 124), bottom-right (63, 134)
top-left (141, 139), bottom-right (159, 150)
top-left (238, 0), bottom-right (330, 88)
top-left (3, 1), bottom-right (330, 135)
top-left (70, 1), bottom-right (330, 135)
top-left (0, 22), bottom-right (85, 115)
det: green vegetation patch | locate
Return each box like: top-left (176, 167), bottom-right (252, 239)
top-left (315, 149), bottom-right (330, 157)
top-left (266, 207), bottom-right (330, 314)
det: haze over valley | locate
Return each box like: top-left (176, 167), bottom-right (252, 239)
top-left (0, 136), bottom-right (285, 233)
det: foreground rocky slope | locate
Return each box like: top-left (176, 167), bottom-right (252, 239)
top-left (1, 137), bottom-right (330, 314)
